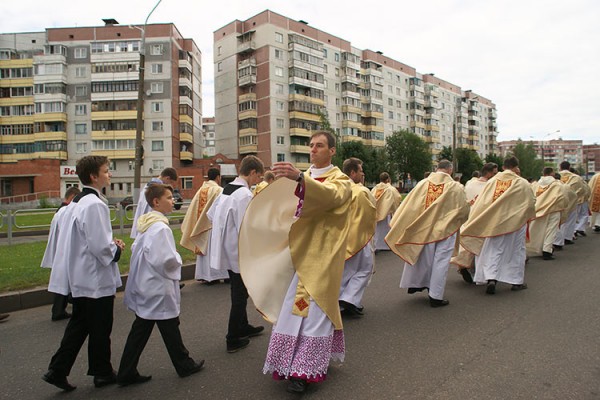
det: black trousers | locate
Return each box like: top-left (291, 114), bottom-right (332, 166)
top-left (226, 270), bottom-right (249, 341)
top-left (51, 294), bottom-right (69, 318)
top-left (117, 315), bottom-right (195, 378)
top-left (48, 296), bottom-right (114, 377)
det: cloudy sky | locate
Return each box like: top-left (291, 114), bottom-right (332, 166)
top-left (2, 0), bottom-right (598, 143)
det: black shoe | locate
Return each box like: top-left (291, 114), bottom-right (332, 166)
top-left (511, 283), bottom-right (528, 291)
top-left (51, 312), bottom-right (71, 321)
top-left (93, 371), bottom-right (117, 388)
top-left (0, 313), bottom-right (9, 322)
top-left (407, 287), bottom-right (427, 294)
top-left (542, 251), bottom-right (554, 260)
top-left (486, 280), bottom-right (496, 295)
top-left (117, 374), bottom-right (152, 387)
top-left (553, 244), bottom-right (563, 251)
top-left (339, 300), bottom-right (363, 317)
top-left (459, 268), bottom-right (474, 284)
top-left (179, 360), bottom-right (205, 378)
top-left (241, 325), bottom-right (264, 338)
top-left (565, 239), bottom-right (575, 245)
top-left (179, 283), bottom-right (186, 289)
top-left (594, 226), bottom-right (600, 232)
top-left (42, 370), bottom-right (77, 392)
top-left (204, 280), bottom-right (218, 286)
top-left (576, 230), bottom-right (587, 237)
top-left (222, 279), bottom-right (231, 284)
top-left (287, 377), bottom-right (308, 394)
top-left (226, 338), bottom-right (250, 353)
top-left (429, 296), bottom-right (449, 308)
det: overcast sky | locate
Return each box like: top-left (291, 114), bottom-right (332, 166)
top-left (2, 0), bottom-right (598, 143)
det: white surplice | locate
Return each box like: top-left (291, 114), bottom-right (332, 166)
top-left (48, 186), bottom-right (122, 298)
top-left (41, 206), bottom-right (67, 269)
top-left (339, 243), bottom-right (374, 309)
top-left (124, 212), bottom-right (182, 320)
top-left (554, 208), bottom-right (577, 246)
top-left (474, 225), bottom-right (527, 285)
top-left (575, 202), bottom-right (590, 232)
top-left (194, 232), bottom-right (229, 281)
top-left (130, 178), bottom-right (162, 239)
top-left (527, 212), bottom-right (561, 255)
top-left (373, 216), bottom-right (391, 251)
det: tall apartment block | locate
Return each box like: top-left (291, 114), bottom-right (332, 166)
top-left (213, 10), bottom-right (498, 170)
top-left (498, 138), bottom-right (584, 170)
top-left (0, 22), bottom-right (202, 200)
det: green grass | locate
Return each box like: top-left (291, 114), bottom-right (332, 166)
top-left (0, 228), bottom-right (197, 293)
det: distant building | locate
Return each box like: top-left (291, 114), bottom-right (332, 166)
top-left (498, 138), bottom-right (584, 170)
top-left (202, 117), bottom-right (216, 157)
top-left (583, 144), bottom-right (600, 178)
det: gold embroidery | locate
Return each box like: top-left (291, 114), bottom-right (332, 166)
top-left (292, 281), bottom-right (310, 318)
top-left (196, 188), bottom-right (209, 218)
top-left (493, 179), bottom-right (512, 202)
top-left (425, 182), bottom-right (444, 209)
top-left (560, 175), bottom-right (569, 183)
top-left (536, 185), bottom-right (550, 197)
top-left (592, 180), bottom-right (600, 212)
top-left (374, 188), bottom-right (384, 200)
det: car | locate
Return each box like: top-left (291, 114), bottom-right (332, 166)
top-left (119, 196), bottom-right (134, 208)
top-left (173, 189), bottom-right (183, 210)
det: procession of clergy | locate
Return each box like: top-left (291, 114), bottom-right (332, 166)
top-left (40, 130), bottom-right (600, 395)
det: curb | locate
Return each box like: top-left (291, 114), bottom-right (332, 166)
top-left (0, 263), bottom-right (196, 314)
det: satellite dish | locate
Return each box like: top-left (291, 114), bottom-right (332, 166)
top-left (146, 89), bottom-right (152, 96)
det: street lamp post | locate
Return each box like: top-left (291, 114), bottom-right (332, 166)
top-left (133, 0), bottom-right (162, 203)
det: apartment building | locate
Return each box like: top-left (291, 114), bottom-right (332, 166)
top-left (498, 138), bottom-right (584, 170)
top-left (0, 22), bottom-right (203, 200)
top-left (202, 117), bottom-right (216, 157)
top-left (213, 9), bottom-right (498, 169)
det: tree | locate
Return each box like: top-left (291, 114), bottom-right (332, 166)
top-left (438, 146), bottom-right (453, 161)
top-left (485, 153), bottom-right (504, 166)
top-left (385, 129), bottom-right (431, 183)
top-left (509, 141), bottom-right (544, 180)
top-left (455, 148), bottom-right (483, 184)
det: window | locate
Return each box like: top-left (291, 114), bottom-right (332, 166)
top-left (275, 83), bottom-right (284, 94)
top-left (275, 66), bottom-right (283, 77)
top-left (75, 123), bottom-right (87, 134)
top-left (335, 53), bottom-right (340, 62)
top-left (323, 64), bottom-right (328, 73)
top-left (74, 48), bottom-right (87, 59)
top-left (277, 136), bottom-right (285, 145)
top-left (276, 119), bottom-right (284, 129)
top-left (274, 49), bottom-right (283, 59)
top-left (388, 98), bottom-right (393, 106)
top-left (152, 140), bottom-right (164, 151)
top-left (275, 32), bottom-right (283, 43)
top-left (151, 102), bottom-right (163, 113)
top-left (276, 101), bottom-right (284, 111)
top-left (217, 46), bottom-right (222, 56)
top-left (181, 176), bottom-right (193, 190)
top-left (152, 121), bottom-right (163, 131)
top-left (151, 82), bottom-right (163, 93)
top-left (75, 85), bottom-right (87, 97)
top-left (74, 104), bottom-right (87, 115)
top-left (152, 159), bottom-right (164, 171)
top-left (151, 63), bottom-right (163, 74)
top-left (76, 142), bottom-right (87, 153)
top-left (388, 111), bottom-right (394, 119)
top-left (277, 153), bottom-right (285, 162)
top-left (109, 160), bottom-right (116, 171)
top-left (335, 83), bottom-right (340, 92)
top-left (217, 62), bottom-right (222, 72)
top-left (335, 68), bottom-right (340, 77)
top-left (75, 66), bottom-right (86, 78)
top-left (150, 44), bottom-right (163, 55)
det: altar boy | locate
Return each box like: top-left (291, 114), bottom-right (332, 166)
top-left (117, 184), bottom-right (204, 386)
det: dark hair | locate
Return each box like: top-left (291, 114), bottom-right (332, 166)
top-left (145, 184), bottom-right (173, 207)
top-left (160, 167), bottom-right (178, 181)
top-left (543, 167), bottom-right (554, 176)
top-left (310, 130), bottom-right (336, 148)
top-left (471, 170), bottom-right (480, 178)
top-left (559, 161), bottom-right (570, 171)
top-left (76, 156), bottom-right (109, 185)
top-left (503, 156), bottom-right (519, 169)
top-left (64, 186), bottom-right (81, 200)
top-left (264, 171), bottom-right (275, 182)
top-left (342, 157), bottom-right (363, 175)
top-left (437, 159), bottom-right (452, 170)
top-left (379, 172), bottom-right (390, 182)
top-left (482, 162), bottom-right (498, 175)
top-left (207, 168), bottom-right (220, 181)
top-left (239, 155), bottom-right (264, 176)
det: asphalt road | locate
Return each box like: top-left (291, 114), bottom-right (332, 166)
top-left (1, 233), bottom-right (599, 399)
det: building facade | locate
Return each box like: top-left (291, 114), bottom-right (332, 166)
top-left (0, 22), bottom-right (204, 201)
top-left (213, 9), bottom-right (498, 169)
top-left (498, 138), bottom-right (584, 170)
top-left (202, 117), bottom-right (216, 157)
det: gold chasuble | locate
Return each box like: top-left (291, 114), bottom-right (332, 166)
top-left (239, 168), bottom-right (352, 330)
top-left (452, 170), bottom-right (535, 265)
top-left (371, 182), bottom-right (402, 222)
top-left (530, 177), bottom-right (568, 220)
top-left (589, 173), bottom-right (600, 213)
top-left (384, 172), bottom-right (469, 265)
top-left (252, 181), bottom-right (268, 196)
top-left (345, 183), bottom-right (376, 260)
top-left (560, 170), bottom-right (587, 205)
top-left (180, 180), bottom-right (223, 255)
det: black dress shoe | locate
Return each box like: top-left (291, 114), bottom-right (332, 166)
top-left (179, 360), bottom-right (205, 378)
top-left (241, 325), bottom-right (264, 338)
top-left (576, 230), bottom-right (587, 237)
top-left (93, 371), bottom-right (117, 388)
top-left (429, 296), bottom-right (449, 308)
top-left (407, 287), bottom-right (427, 294)
top-left (553, 244), bottom-right (563, 251)
top-left (459, 268), bottom-right (474, 284)
top-left (179, 283), bottom-right (186, 289)
top-left (594, 226), bottom-right (600, 232)
top-left (486, 280), bottom-right (497, 295)
top-left (511, 283), bottom-right (528, 291)
top-left (564, 239), bottom-right (575, 245)
top-left (117, 374), bottom-right (152, 387)
top-left (287, 377), bottom-right (309, 393)
top-left (42, 370), bottom-right (77, 392)
top-left (51, 312), bottom-right (71, 321)
top-left (339, 300), bottom-right (363, 317)
top-left (542, 251), bottom-right (554, 260)
top-left (226, 338), bottom-right (250, 353)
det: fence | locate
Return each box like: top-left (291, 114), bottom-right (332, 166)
top-left (0, 201), bottom-right (190, 245)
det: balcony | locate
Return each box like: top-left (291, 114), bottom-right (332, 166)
top-left (342, 120), bottom-right (362, 130)
top-left (363, 124), bottom-right (384, 133)
top-left (237, 41), bottom-right (256, 54)
top-left (91, 149), bottom-right (135, 159)
top-left (342, 105), bottom-right (362, 114)
top-left (290, 144), bottom-right (310, 154)
top-left (341, 135), bottom-right (362, 143)
top-left (423, 135), bottom-right (440, 143)
top-left (34, 131), bottom-right (67, 141)
top-left (239, 74), bottom-right (256, 87)
top-left (289, 111), bottom-right (321, 123)
top-left (238, 109), bottom-right (257, 120)
top-left (238, 58), bottom-right (256, 69)
top-left (180, 132), bottom-right (193, 144)
top-left (239, 127), bottom-right (257, 136)
top-left (91, 129), bottom-right (139, 140)
top-left (239, 93), bottom-right (257, 103)
top-left (288, 93), bottom-right (324, 106)
top-left (33, 112), bottom-right (67, 122)
top-left (91, 110), bottom-right (137, 120)
top-left (290, 127), bottom-right (312, 138)
top-left (362, 110), bottom-right (383, 119)
top-left (180, 150), bottom-right (193, 161)
top-left (239, 144), bottom-right (258, 154)
top-left (362, 138), bottom-right (385, 147)
top-left (425, 124), bottom-right (440, 132)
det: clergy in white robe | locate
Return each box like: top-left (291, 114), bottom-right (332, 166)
top-left (338, 158), bottom-right (376, 316)
top-left (385, 160), bottom-right (469, 307)
top-left (117, 185), bottom-right (203, 384)
top-left (456, 157), bottom-right (536, 294)
top-left (180, 168), bottom-right (228, 283)
top-left (589, 173), bottom-right (600, 230)
top-left (43, 156), bottom-right (124, 392)
top-left (371, 172), bottom-right (402, 251)
top-left (207, 156), bottom-right (265, 353)
top-left (574, 183), bottom-right (591, 235)
top-left (554, 162), bottom-right (587, 245)
top-left (130, 168), bottom-right (178, 239)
